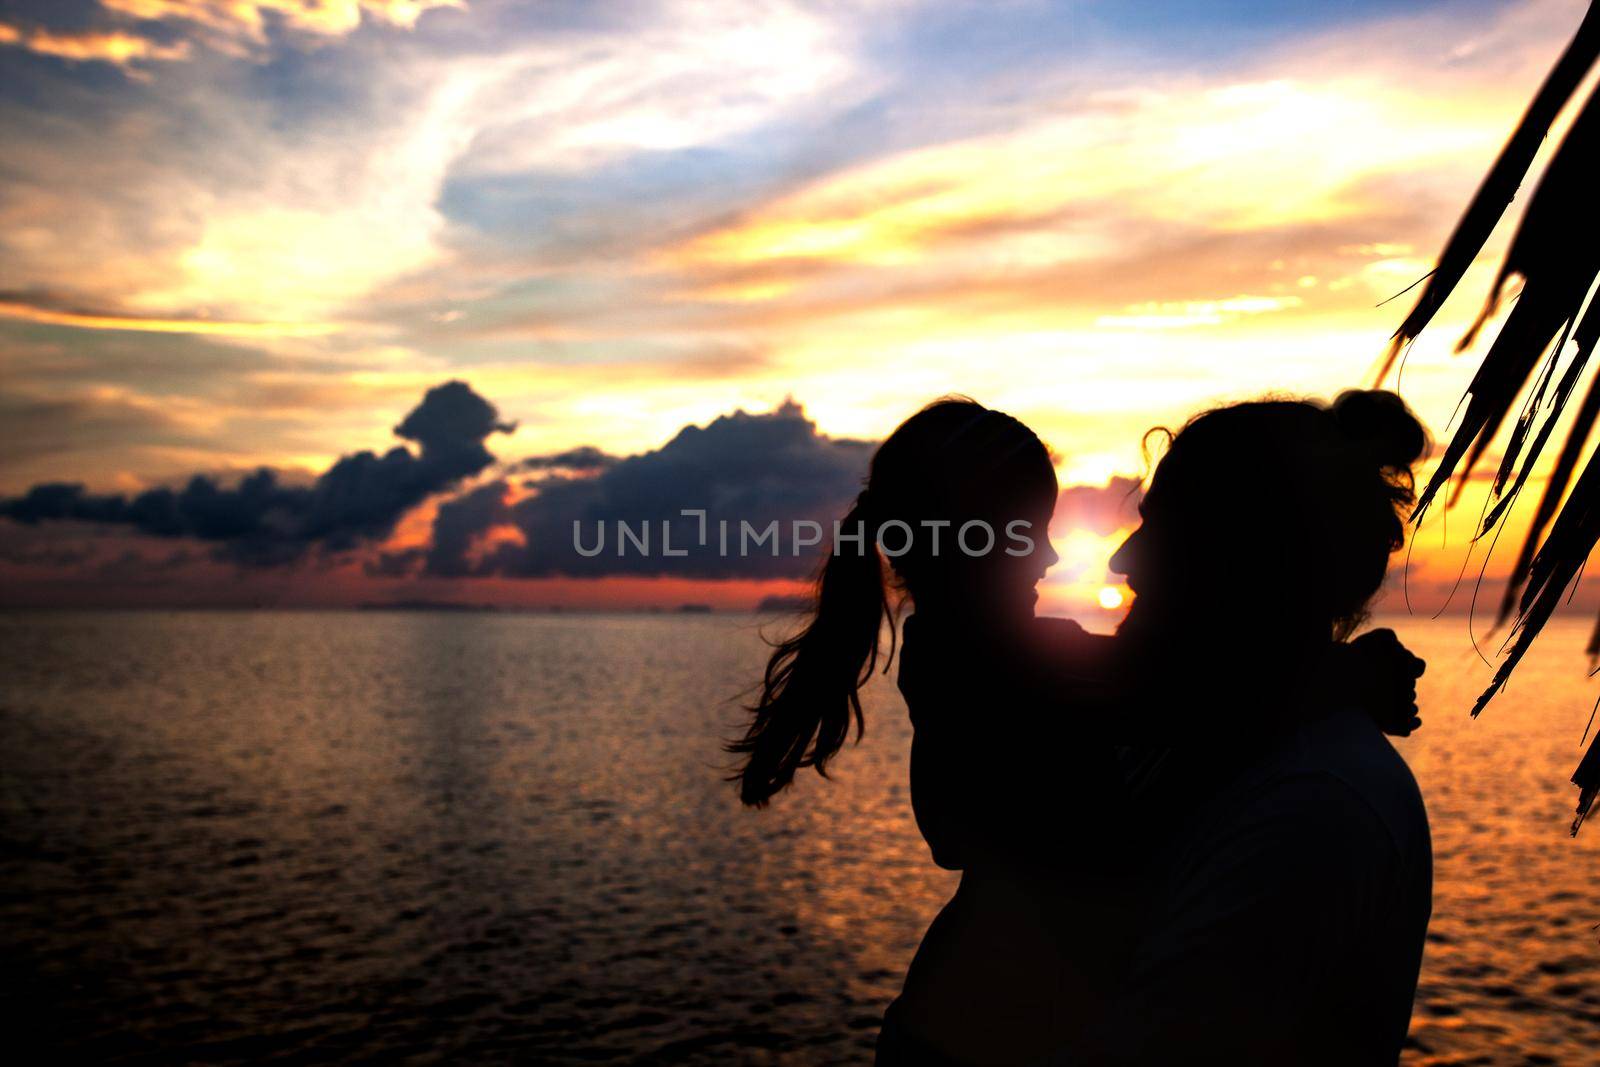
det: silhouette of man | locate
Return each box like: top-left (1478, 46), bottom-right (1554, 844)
top-left (1052, 394), bottom-right (1435, 1065)
top-left (1053, 684), bottom-right (1432, 1065)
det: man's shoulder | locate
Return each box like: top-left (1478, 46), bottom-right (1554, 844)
top-left (1258, 708), bottom-right (1429, 856)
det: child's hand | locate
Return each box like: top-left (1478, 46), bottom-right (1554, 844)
top-left (1344, 628), bottom-right (1426, 737)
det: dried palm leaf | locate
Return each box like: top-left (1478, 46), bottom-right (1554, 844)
top-left (1382, 2), bottom-right (1600, 832)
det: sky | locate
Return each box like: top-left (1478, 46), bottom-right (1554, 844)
top-left (0, 0), bottom-right (1595, 615)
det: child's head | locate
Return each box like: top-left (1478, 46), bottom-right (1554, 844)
top-left (730, 397), bottom-right (1059, 806)
top-left (860, 397), bottom-right (1058, 613)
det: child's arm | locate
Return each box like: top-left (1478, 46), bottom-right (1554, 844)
top-left (1017, 619), bottom-right (1425, 742)
top-left (897, 614), bottom-right (1127, 871)
top-left (898, 616), bottom-right (982, 870)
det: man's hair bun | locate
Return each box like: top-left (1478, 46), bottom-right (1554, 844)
top-left (1332, 389), bottom-right (1428, 471)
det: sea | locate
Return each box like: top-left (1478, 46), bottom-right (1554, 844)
top-left (2, 609), bottom-right (1598, 1065)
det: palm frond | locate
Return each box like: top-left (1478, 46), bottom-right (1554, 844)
top-left (1381, 2), bottom-right (1600, 380)
top-left (1382, 1), bottom-right (1600, 833)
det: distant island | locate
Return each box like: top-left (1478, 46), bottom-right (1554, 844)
top-left (755, 594), bottom-right (811, 613)
top-left (358, 600), bottom-right (498, 613)
top-left (675, 603), bottom-right (714, 614)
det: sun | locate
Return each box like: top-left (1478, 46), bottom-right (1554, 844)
top-left (1097, 586), bottom-right (1125, 610)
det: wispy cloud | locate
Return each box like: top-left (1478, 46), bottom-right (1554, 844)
top-left (0, 297), bottom-right (337, 336)
top-left (449, 2), bottom-right (865, 177)
top-left (0, 0), bottom-right (880, 332)
top-left (651, 64), bottom-right (1517, 319)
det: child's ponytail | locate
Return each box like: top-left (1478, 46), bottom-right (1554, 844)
top-left (728, 496), bottom-right (889, 807)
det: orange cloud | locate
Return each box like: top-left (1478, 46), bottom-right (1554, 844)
top-left (658, 74), bottom-right (1505, 308)
top-left (99, 1), bottom-right (463, 41)
top-left (0, 20), bottom-right (192, 66)
top-left (0, 4), bottom-right (462, 73)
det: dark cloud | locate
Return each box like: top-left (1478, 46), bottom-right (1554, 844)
top-left (4, 383), bottom-right (1140, 587)
top-left (373, 401), bottom-right (1144, 583)
top-left (0, 380), bottom-right (512, 565)
top-left (365, 546), bottom-right (426, 578)
top-left (473, 399), bottom-right (874, 580)
top-left (423, 479), bottom-right (511, 577)
top-left (516, 446), bottom-right (618, 473)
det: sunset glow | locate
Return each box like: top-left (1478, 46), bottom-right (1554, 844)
top-left (0, 0), bottom-right (1592, 615)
